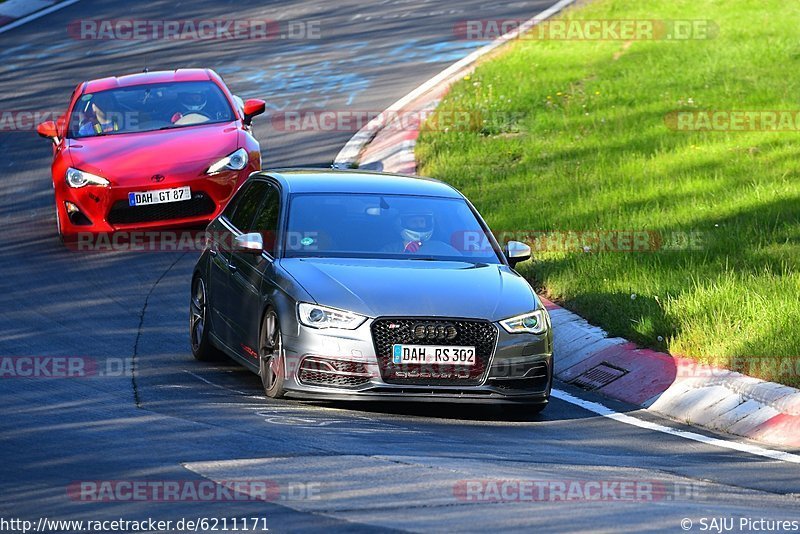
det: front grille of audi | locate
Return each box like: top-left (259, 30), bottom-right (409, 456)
top-left (297, 357), bottom-right (372, 388)
top-left (371, 318), bottom-right (498, 386)
top-left (107, 191), bottom-right (215, 225)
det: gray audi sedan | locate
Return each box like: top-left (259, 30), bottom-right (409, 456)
top-left (190, 169), bottom-right (553, 411)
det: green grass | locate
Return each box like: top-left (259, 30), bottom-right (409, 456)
top-left (417, 0), bottom-right (800, 387)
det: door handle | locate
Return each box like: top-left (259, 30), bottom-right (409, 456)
top-left (228, 262), bottom-right (237, 274)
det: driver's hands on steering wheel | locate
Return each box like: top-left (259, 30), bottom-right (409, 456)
top-left (170, 111), bottom-right (212, 125)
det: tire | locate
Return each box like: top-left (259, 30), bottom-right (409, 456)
top-left (190, 275), bottom-right (224, 361)
top-left (55, 204), bottom-right (65, 243)
top-left (259, 308), bottom-right (286, 398)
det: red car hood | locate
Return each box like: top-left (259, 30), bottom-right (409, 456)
top-left (65, 122), bottom-right (241, 184)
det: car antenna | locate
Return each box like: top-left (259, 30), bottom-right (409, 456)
top-left (143, 55), bottom-right (149, 73)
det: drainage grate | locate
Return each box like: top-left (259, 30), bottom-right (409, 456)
top-left (570, 362), bottom-right (628, 391)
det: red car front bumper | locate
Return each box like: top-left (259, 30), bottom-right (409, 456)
top-left (56, 167), bottom-right (252, 238)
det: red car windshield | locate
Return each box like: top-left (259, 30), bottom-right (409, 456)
top-left (68, 80), bottom-right (235, 138)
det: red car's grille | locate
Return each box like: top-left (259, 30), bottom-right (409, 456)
top-left (107, 191), bottom-right (215, 225)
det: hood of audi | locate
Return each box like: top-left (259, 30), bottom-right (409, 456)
top-left (280, 257), bottom-right (540, 321)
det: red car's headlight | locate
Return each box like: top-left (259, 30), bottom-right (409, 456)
top-left (207, 148), bottom-right (248, 174)
top-left (66, 167), bottom-right (110, 188)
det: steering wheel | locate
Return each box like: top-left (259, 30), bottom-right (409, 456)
top-left (171, 111), bottom-right (213, 125)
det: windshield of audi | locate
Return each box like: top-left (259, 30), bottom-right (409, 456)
top-left (283, 193), bottom-right (503, 263)
top-left (68, 81), bottom-right (235, 138)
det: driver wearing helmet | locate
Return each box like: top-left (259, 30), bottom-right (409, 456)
top-left (78, 92), bottom-right (120, 136)
top-left (171, 89), bottom-right (210, 123)
top-left (399, 212), bottom-right (434, 253)
top-left (386, 211), bottom-right (463, 256)
top-left (179, 90), bottom-right (208, 112)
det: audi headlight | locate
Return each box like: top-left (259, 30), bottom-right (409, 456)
top-left (66, 167), bottom-right (109, 188)
top-left (207, 148), bottom-right (249, 174)
top-left (298, 303), bottom-right (367, 330)
top-left (500, 309), bottom-right (549, 335)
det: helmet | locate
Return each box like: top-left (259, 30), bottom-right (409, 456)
top-left (399, 212), bottom-right (434, 243)
top-left (178, 91), bottom-right (207, 112)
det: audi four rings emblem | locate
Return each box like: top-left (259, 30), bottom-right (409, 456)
top-left (413, 323), bottom-right (458, 340)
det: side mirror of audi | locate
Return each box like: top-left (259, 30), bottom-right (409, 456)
top-left (505, 240), bottom-right (532, 267)
top-left (242, 98), bottom-right (266, 125)
top-left (234, 232), bottom-right (264, 254)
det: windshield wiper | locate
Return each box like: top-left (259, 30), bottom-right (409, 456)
top-left (406, 257), bottom-right (489, 266)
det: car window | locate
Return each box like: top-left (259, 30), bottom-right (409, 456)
top-left (227, 181), bottom-right (270, 232)
top-left (284, 193), bottom-right (502, 264)
top-left (251, 185), bottom-right (280, 254)
top-left (68, 80), bottom-right (234, 138)
top-left (221, 182), bottom-right (248, 221)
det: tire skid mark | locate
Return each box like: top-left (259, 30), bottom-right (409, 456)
top-left (131, 252), bottom-right (188, 408)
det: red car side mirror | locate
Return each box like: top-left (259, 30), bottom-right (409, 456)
top-left (242, 99), bottom-right (266, 125)
top-left (37, 120), bottom-right (58, 139)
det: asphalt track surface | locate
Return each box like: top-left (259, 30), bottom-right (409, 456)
top-left (0, 1), bottom-right (798, 532)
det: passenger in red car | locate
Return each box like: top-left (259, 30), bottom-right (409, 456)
top-left (78, 92), bottom-right (119, 136)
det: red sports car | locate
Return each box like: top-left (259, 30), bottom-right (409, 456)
top-left (37, 68), bottom-right (265, 242)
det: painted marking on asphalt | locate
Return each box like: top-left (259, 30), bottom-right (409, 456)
top-left (186, 372), bottom-right (424, 433)
top-left (205, 400), bottom-right (426, 434)
top-left (184, 370), bottom-right (250, 396)
top-left (186, 372), bottom-right (800, 452)
top-left (0, 0), bottom-right (80, 35)
top-left (252, 406), bottom-right (424, 434)
top-left (552, 388), bottom-right (800, 464)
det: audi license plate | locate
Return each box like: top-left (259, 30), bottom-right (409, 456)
top-left (128, 186), bottom-right (191, 206)
top-left (392, 344), bottom-right (476, 366)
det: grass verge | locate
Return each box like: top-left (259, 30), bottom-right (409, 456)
top-left (417, 0), bottom-right (800, 387)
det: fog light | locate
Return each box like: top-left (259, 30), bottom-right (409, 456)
top-left (64, 202), bottom-right (92, 226)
